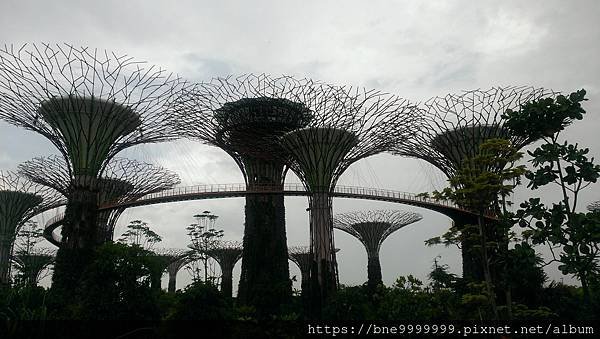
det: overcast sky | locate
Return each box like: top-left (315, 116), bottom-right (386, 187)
top-left (1, 0), bottom-right (599, 292)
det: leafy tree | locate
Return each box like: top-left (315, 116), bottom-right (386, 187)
top-left (117, 220), bottom-right (162, 250)
top-left (504, 89), bottom-right (600, 304)
top-left (73, 242), bottom-right (161, 320)
top-left (185, 211), bottom-right (223, 284)
top-left (430, 138), bottom-right (526, 320)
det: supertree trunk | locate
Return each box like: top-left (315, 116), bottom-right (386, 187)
top-left (238, 192), bottom-right (291, 315)
top-left (0, 238), bottom-right (12, 285)
top-left (62, 187), bottom-right (99, 249)
top-left (367, 254), bottom-right (383, 288)
top-left (221, 268), bottom-right (234, 298)
top-left (309, 192), bottom-right (337, 309)
top-left (168, 270), bottom-right (177, 293)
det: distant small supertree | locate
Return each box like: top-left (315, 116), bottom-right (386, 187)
top-left (147, 248), bottom-right (190, 291)
top-left (204, 241), bottom-right (243, 298)
top-left (167, 253), bottom-right (192, 293)
top-left (19, 155), bottom-right (180, 242)
top-left (0, 171), bottom-right (61, 285)
top-left (333, 210), bottom-right (422, 287)
top-left (12, 247), bottom-right (56, 286)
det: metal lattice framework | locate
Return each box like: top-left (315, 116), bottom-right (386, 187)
top-left (0, 43), bottom-right (187, 251)
top-left (394, 86), bottom-right (556, 178)
top-left (587, 201), bottom-right (600, 213)
top-left (0, 171), bottom-right (61, 284)
top-left (12, 247), bottom-right (56, 286)
top-left (174, 74), bottom-right (343, 313)
top-left (333, 210), bottom-right (422, 286)
top-left (18, 155), bottom-right (180, 243)
top-left (277, 84), bottom-right (421, 301)
top-left (204, 241), bottom-right (243, 298)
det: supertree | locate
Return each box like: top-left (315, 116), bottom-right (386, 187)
top-left (0, 43), bottom-right (186, 259)
top-left (19, 155), bottom-right (180, 243)
top-left (288, 246), bottom-right (313, 300)
top-left (392, 86), bottom-right (555, 280)
top-left (333, 210), bottom-right (422, 287)
top-left (288, 246), bottom-right (340, 304)
top-left (0, 171), bottom-right (61, 285)
top-left (12, 247), bottom-right (56, 286)
top-left (166, 254), bottom-right (191, 293)
top-left (203, 241), bottom-right (243, 298)
top-left (587, 201), bottom-right (600, 213)
top-left (174, 74), bottom-right (327, 315)
top-left (147, 248), bottom-right (190, 291)
top-left (277, 85), bottom-right (420, 307)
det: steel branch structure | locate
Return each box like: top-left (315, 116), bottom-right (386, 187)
top-left (174, 74), bottom-right (337, 315)
top-left (333, 210), bottom-right (422, 287)
top-left (0, 43), bottom-right (187, 252)
top-left (0, 171), bottom-right (61, 285)
top-left (19, 155), bottom-right (180, 243)
top-left (277, 86), bottom-right (420, 305)
top-left (394, 86), bottom-right (554, 178)
top-left (12, 247), bottom-right (56, 286)
top-left (203, 241), bottom-right (243, 298)
top-left (392, 86), bottom-right (555, 281)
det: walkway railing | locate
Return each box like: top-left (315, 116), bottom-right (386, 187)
top-left (101, 182), bottom-right (467, 213)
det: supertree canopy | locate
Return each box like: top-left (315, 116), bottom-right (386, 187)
top-left (395, 86), bottom-right (554, 178)
top-left (588, 201), bottom-right (600, 213)
top-left (203, 241), bottom-right (243, 298)
top-left (277, 86), bottom-right (420, 305)
top-left (18, 155), bottom-right (180, 243)
top-left (174, 74), bottom-right (336, 316)
top-left (0, 43), bottom-right (187, 252)
top-left (12, 247), bottom-right (56, 286)
top-left (392, 86), bottom-right (555, 281)
top-left (333, 210), bottom-right (422, 287)
top-left (0, 171), bottom-right (61, 285)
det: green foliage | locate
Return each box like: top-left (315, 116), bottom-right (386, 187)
top-left (503, 89), bottom-right (586, 141)
top-left (168, 280), bottom-right (232, 320)
top-left (505, 89), bottom-right (600, 302)
top-left (72, 242), bottom-right (161, 320)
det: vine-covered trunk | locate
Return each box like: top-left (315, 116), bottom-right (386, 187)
top-left (309, 192), bottom-right (338, 316)
top-left (367, 254), bottom-right (383, 288)
top-left (237, 193), bottom-right (291, 317)
top-left (0, 238), bottom-right (12, 285)
top-left (478, 214), bottom-right (499, 320)
top-left (52, 187), bottom-right (99, 294)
